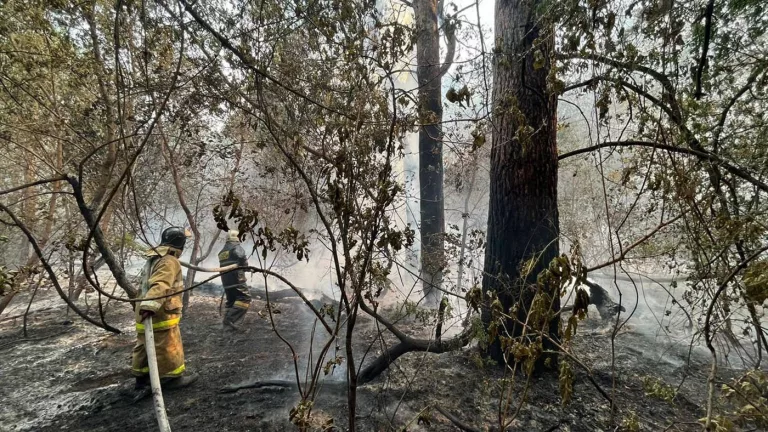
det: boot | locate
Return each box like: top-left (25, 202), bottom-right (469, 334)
top-left (222, 307), bottom-right (235, 330)
top-left (130, 375), bottom-right (151, 403)
top-left (223, 307), bottom-right (248, 332)
top-left (162, 373), bottom-right (199, 391)
top-left (135, 375), bottom-right (149, 390)
top-left (132, 387), bottom-right (151, 403)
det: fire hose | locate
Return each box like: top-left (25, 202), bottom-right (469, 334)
top-left (143, 315), bottom-right (171, 432)
top-left (143, 262), bottom-right (235, 432)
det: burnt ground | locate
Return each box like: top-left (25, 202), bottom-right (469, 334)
top-left (0, 285), bottom-right (750, 432)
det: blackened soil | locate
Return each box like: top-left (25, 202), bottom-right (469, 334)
top-left (0, 289), bottom-right (739, 431)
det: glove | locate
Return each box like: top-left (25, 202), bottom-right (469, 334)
top-left (140, 310), bottom-right (155, 322)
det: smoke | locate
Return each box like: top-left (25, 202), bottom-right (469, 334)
top-left (564, 272), bottom-right (766, 369)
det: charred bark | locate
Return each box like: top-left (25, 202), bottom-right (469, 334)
top-left (415, 0), bottom-right (445, 306)
top-left (481, 0), bottom-right (560, 369)
top-left (68, 177), bottom-right (138, 299)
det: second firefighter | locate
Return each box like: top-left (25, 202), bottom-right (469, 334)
top-left (218, 230), bottom-right (252, 330)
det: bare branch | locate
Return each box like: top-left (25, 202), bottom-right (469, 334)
top-left (177, 0), bottom-right (353, 120)
top-left (0, 202), bottom-right (120, 333)
top-left (704, 244), bottom-right (768, 346)
top-left (558, 140), bottom-right (768, 194)
top-left (563, 75), bottom-right (678, 123)
top-left (712, 68), bottom-right (764, 148)
top-left (558, 53), bottom-right (676, 106)
top-left (67, 176), bottom-right (137, 298)
top-left (438, 23), bottom-right (457, 79)
top-left (694, 0), bottom-right (716, 99)
top-left (357, 297), bottom-right (473, 383)
top-left (0, 175), bottom-right (67, 197)
top-left (586, 212), bottom-right (686, 273)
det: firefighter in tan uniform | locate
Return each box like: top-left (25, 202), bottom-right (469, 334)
top-left (132, 227), bottom-right (197, 397)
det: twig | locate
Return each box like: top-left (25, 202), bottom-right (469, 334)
top-left (0, 306), bottom-right (55, 323)
top-left (0, 175), bottom-right (67, 196)
top-left (219, 379), bottom-right (294, 394)
top-left (433, 405), bottom-right (481, 432)
top-left (22, 276), bottom-right (44, 337)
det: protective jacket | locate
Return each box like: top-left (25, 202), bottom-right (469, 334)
top-left (131, 246), bottom-right (186, 378)
top-left (218, 241), bottom-right (248, 289)
top-left (218, 240), bottom-right (251, 327)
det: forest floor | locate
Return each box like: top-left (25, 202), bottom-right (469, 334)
top-left (0, 285), bottom-right (749, 432)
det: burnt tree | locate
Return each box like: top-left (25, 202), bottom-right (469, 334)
top-left (414, 0), bottom-right (444, 305)
top-left (481, 0), bottom-right (560, 368)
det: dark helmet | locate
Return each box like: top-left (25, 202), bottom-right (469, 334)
top-left (160, 226), bottom-right (190, 250)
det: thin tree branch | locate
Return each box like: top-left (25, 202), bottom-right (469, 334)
top-left (558, 53), bottom-right (676, 106)
top-left (712, 68), bottom-right (763, 148)
top-left (0, 175), bottom-right (67, 197)
top-left (0, 202), bottom-right (120, 333)
top-left (587, 212), bottom-right (685, 272)
top-left (177, 0), bottom-right (353, 120)
top-left (558, 140), bottom-right (768, 194)
top-left (437, 23), bottom-right (457, 79)
top-left (694, 0), bottom-right (716, 99)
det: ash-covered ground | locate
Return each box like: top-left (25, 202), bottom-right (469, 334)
top-left (0, 279), bottom-right (757, 431)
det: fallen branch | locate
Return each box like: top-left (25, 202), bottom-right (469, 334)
top-left (219, 379), bottom-right (294, 394)
top-left (543, 420), bottom-right (567, 432)
top-left (357, 297), bottom-right (474, 384)
top-left (433, 405), bottom-right (481, 432)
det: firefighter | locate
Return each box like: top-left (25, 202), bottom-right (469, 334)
top-left (132, 226), bottom-right (197, 397)
top-left (217, 230), bottom-right (252, 330)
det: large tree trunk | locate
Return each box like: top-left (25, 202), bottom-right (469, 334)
top-left (414, 0), bottom-right (445, 306)
top-left (481, 0), bottom-right (560, 369)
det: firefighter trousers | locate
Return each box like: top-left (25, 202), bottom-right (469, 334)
top-left (131, 325), bottom-right (185, 378)
top-left (224, 285), bottom-right (251, 325)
